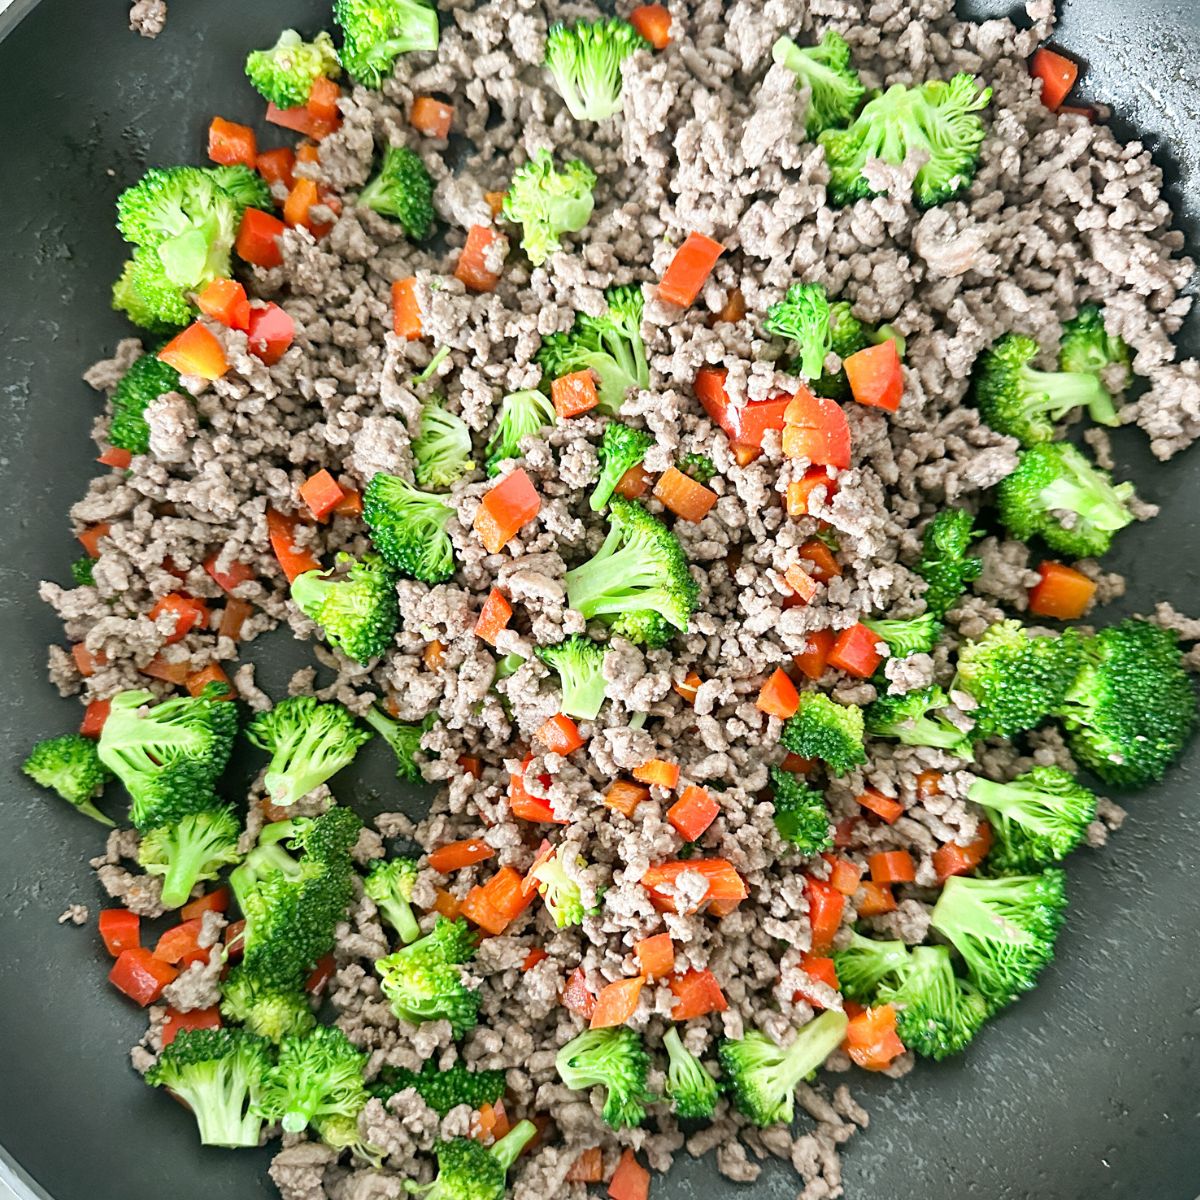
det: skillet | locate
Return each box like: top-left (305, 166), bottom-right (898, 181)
top-left (0, 1), bottom-right (1197, 1197)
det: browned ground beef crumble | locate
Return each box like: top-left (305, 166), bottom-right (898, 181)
top-left (44, 0), bottom-right (1200, 1195)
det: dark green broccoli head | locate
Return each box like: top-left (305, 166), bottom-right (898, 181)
top-left (362, 705), bottom-right (433, 784)
top-left (364, 856), bottom-right (421, 943)
top-left (245, 29), bottom-right (341, 108)
top-left (662, 1027), bottom-right (719, 1120)
top-left (590, 421), bottom-right (655, 512)
top-left (362, 472), bottom-right (456, 583)
top-left (536, 635), bottom-right (609, 719)
top-left (334, 0), bottom-right (440, 88)
top-left (359, 145), bottom-right (435, 240)
top-left (207, 166), bottom-right (275, 212)
top-left (877, 944), bottom-right (990, 1060)
top-left (780, 692), bottom-right (866, 775)
top-left (413, 398), bottom-right (476, 490)
top-left (915, 508), bottom-right (982, 617)
top-left (112, 249), bottom-right (194, 331)
top-left (502, 149), bottom-right (597, 266)
top-left (864, 685), bottom-right (972, 753)
top-left (763, 281), bottom-right (832, 380)
top-left (220, 968), bottom-right (317, 1042)
top-left (485, 390), bottom-right (557, 476)
top-left (258, 1024), bottom-right (368, 1135)
top-left (768, 764), bottom-right (832, 854)
top-left (369, 1058), bottom-right (506, 1116)
top-left (376, 917), bottom-right (480, 1036)
top-left (419, 1123), bottom-right (538, 1200)
top-left (138, 805), bottom-right (242, 909)
top-left (861, 613), bottom-right (942, 658)
top-left (555, 1026), bottom-right (652, 1129)
top-left (109, 353), bottom-right (182, 455)
top-left (1059, 305), bottom-right (1131, 383)
top-left (772, 31), bottom-right (866, 138)
top-left (831, 931), bottom-right (911, 1001)
top-left (291, 552), bottom-right (399, 663)
top-left (23, 733), bottom-right (114, 824)
top-left (678, 452), bottom-right (717, 485)
top-left (543, 19), bottom-right (648, 122)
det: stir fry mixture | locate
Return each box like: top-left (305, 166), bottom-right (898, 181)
top-left (27, 0), bottom-right (1200, 1198)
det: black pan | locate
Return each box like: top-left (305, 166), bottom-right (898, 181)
top-left (1, 1), bottom-right (1197, 1198)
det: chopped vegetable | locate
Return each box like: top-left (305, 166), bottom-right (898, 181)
top-left (291, 553), bottom-right (399, 663)
top-left (781, 387), bottom-right (852, 468)
top-left (22, 733), bottom-right (114, 825)
top-left (474, 468), bottom-right (541, 553)
top-left (245, 30), bottom-right (341, 109)
top-left (108, 353), bottom-right (182, 455)
top-left (410, 95), bottom-right (453, 137)
top-left (608, 1149), bottom-right (651, 1200)
top-left (502, 149), bottom-right (596, 265)
top-left (267, 507), bottom-right (321, 582)
top-left (668, 968), bottom-right (728, 1019)
top-left (362, 472), bottom-right (456, 582)
top-left (864, 685), bottom-right (971, 752)
top-left (485, 389), bottom-right (557, 475)
top-left (1030, 46), bottom-right (1078, 111)
top-left (666, 785), bottom-right (720, 841)
top-left (634, 932), bottom-right (674, 979)
top-left (474, 588), bottom-right (513, 646)
top-left (551, 369), bottom-right (601, 419)
top-left (555, 1026), bottom-right (652, 1129)
top-left (358, 145), bottom-right (435, 240)
top-left (629, 4), bottom-right (670, 49)
top-left (632, 757), bottom-right (680, 788)
top-left (658, 231), bottom-right (725, 308)
top-left (207, 117), bottom-right (257, 168)
top-left (392, 276), bottom-right (422, 339)
top-left (334, 0), bottom-right (440, 88)
top-left (98, 908), bottom-right (141, 956)
top-left (158, 322), bottom-right (228, 380)
top-left (768, 765), bottom-right (832, 854)
top-left (236, 206), bottom-right (287, 268)
top-left (591, 422), bottom-right (655, 512)
top-left (590, 977), bottom-right (645, 1028)
top-left (428, 838), bottom-right (494, 875)
top-left (916, 508), bottom-right (982, 617)
top-left (110, 946), bottom-right (179, 1006)
top-left (781, 692), bottom-right (867, 775)
top-left (299, 469), bottom-right (346, 521)
top-left (842, 1004), bottom-right (905, 1071)
top-left (1028, 560), bottom-right (1097, 619)
top-left (764, 282), bottom-right (832, 380)
top-left (662, 1026), bottom-right (719, 1118)
top-left (772, 31), bottom-right (865, 137)
top-left (543, 18), bottom-right (648, 122)
top-left (413, 397), bottom-right (476, 489)
top-left (375, 916), bottom-right (480, 1035)
top-left (844, 340), bottom-right (903, 411)
top-left (455, 224), bottom-right (507, 292)
top-left (653, 466), bottom-right (717, 522)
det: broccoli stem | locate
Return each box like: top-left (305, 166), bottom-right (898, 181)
top-left (1023, 365), bottom-right (1116, 427)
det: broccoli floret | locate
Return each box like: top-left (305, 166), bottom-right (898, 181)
top-left (973, 333), bottom-right (1119, 446)
top-left (537, 284), bottom-right (650, 415)
top-left (864, 685), bottom-right (971, 753)
top-left (416, 1123), bottom-right (538, 1200)
top-left (362, 705), bottom-right (433, 784)
top-left (763, 282), bottom-right (832, 381)
top-left (1056, 619), bottom-right (1196, 788)
top-left (876, 944), bottom-right (990, 1060)
top-left (861, 613), bottom-right (942, 658)
top-left (780, 693), bottom-right (866, 776)
top-left (291, 553), bottom-right (399, 663)
top-left (368, 1059), bottom-right (507, 1116)
top-left (314, 1112), bottom-right (384, 1167)
top-left (1059, 305), bottom-right (1132, 384)
top-left (108, 353), bottom-right (182, 455)
top-left (930, 869), bottom-right (1067, 1009)
top-left (810, 301), bottom-right (871, 400)
top-left (529, 849), bottom-right (589, 928)
top-left (485, 390), bottom-right (557, 476)
top-left (915, 508), bottom-right (982, 618)
top-left (771, 31), bottom-right (865, 138)
top-left (375, 916), bottom-right (480, 1036)
top-left (719, 1010), bottom-right (849, 1127)
top-left (364, 856), bottom-right (421, 943)
top-left (112, 248), bottom-right (194, 331)
top-left (997, 442), bottom-right (1135, 558)
top-left (589, 422), bottom-right (655, 512)
top-left (555, 1026), bottom-right (652, 1129)
top-left (678, 452), bottom-right (717, 485)
top-left (831, 931), bottom-right (911, 1001)
top-left (220, 971), bottom-right (317, 1042)
top-left (502, 149), bottom-right (597, 266)
top-left (819, 73), bottom-right (992, 209)
top-left (536, 635), bottom-right (609, 720)
top-left (543, 19), bottom-right (647, 122)
top-left (362, 472), bottom-right (456, 583)
top-left (768, 765), bottom-right (832, 854)
top-left (333, 0), bottom-right (439, 88)
top-left (245, 29), bottom-right (341, 108)
top-left (662, 1027), bottom-right (719, 1120)
top-left (358, 146), bottom-right (435, 240)
top-left (208, 165), bottom-right (276, 212)
top-left (144, 1027), bottom-right (272, 1148)
top-left (139, 806), bottom-right (242, 909)
top-left (413, 398), bottom-right (476, 490)
top-left (968, 766), bottom-right (1096, 874)
top-left (23, 733), bottom-right (114, 825)
top-left (564, 497), bottom-right (698, 647)
top-left (71, 556), bottom-right (96, 586)
top-left (246, 696), bottom-right (372, 809)
top-left (258, 1025), bottom-right (368, 1134)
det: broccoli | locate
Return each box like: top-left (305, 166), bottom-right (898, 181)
top-left (71, 556), bottom-right (96, 586)
top-left (536, 635), bottom-right (609, 720)
top-left (1056, 619), bottom-right (1196, 788)
top-left (375, 916), bottom-right (480, 1036)
top-left (768, 765), bottom-right (832, 854)
top-left (864, 685), bottom-right (971, 753)
top-left (563, 497), bottom-right (698, 647)
top-left (589, 421), bottom-right (655, 512)
top-left (915, 508), bottom-right (982, 617)
top-left (809, 301), bottom-right (871, 400)
top-left (997, 442), bottom-right (1135, 558)
top-left (819, 73), bottom-right (992, 209)
top-left (22, 733), bottom-right (114, 825)
top-left (362, 472), bottom-right (456, 583)
top-left (537, 285), bottom-right (650, 415)
top-left (875, 944), bottom-right (990, 1059)
top-left (529, 848), bottom-right (589, 928)
top-left (485, 389), bottom-right (557, 476)
top-left (362, 705), bottom-right (433, 784)
top-left (718, 1010), bottom-right (849, 1127)
top-left (413, 398), bottom-right (476, 490)
top-left (953, 621), bottom-right (1084, 742)
top-left (830, 931), bottom-right (911, 1001)
top-left (861, 613), bottom-right (942, 658)
top-left (258, 1025), bottom-right (369, 1134)
top-left (930, 869), bottom-right (1067, 1009)
top-left (968, 766), bottom-right (1096, 874)
top-left (139, 806), bottom-right (242, 909)
top-left (763, 282), bottom-right (832, 381)
top-left (662, 1027), bottom-right (719, 1120)
top-left (502, 149), bottom-right (597, 266)
top-left (221, 972), bottom-right (317, 1042)
top-left (245, 29), bottom-right (341, 109)
top-left (144, 1027), bottom-right (272, 1148)
top-left (771, 31), bottom-right (865, 138)
top-left (207, 166), bottom-right (275, 212)
top-left (678, 452), bottom-right (717, 485)
top-left (494, 652), bottom-right (525, 681)
top-left (973, 332), bottom-right (1120, 446)
top-left (1059, 305), bottom-right (1132, 383)
top-left (364, 856), bottom-right (421, 943)
top-left (555, 1026), bottom-right (652, 1129)
top-left (314, 1112), bottom-right (384, 1166)
top-left (369, 1058), bottom-right (507, 1115)
top-left (112, 248), bottom-right (194, 331)
top-left (358, 145), bottom-right (436, 240)
top-left (780, 693), bottom-right (867, 776)
top-left (543, 19), bottom-right (647, 122)
top-left (291, 553), bottom-right (399, 663)
top-left (413, 1122), bottom-right (538, 1200)
top-left (108, 353), bottom-right (182, 455)
top-left (246, 696), bottom-right (372, 808)
top-left (333, 0), bottom-right (440, 88)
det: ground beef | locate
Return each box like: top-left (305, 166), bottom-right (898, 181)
top-left (128, 0), bottom-right (166, 38)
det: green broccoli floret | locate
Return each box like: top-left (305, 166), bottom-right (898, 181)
top-left (662, 1027), bottom-right (719, 1120)
top-left (915, 508), bottom-right (982, 617)
top-left (555, 1026), bottom-right (652, 1129)
top-left (314, 1111), bottom-right (384, 1166)
top-left (679, 452), bottom-right (717, 485)
top-left (362, 705), bottom-right (433, 784)
top-left (245, 29), bottom-right (341, 109)
top-left (71, 556), bottom-right (96, 586)
top-left (108, 353), bottom-right (182, 455)
top-left (333, 0), bottom-right (440, 88)
top-left (144, 1027), bottom-right (272, 1148)
top-left (564, 497), bottom-right (698, 647)
top-left (1059, 305), bottom-right (1132, 384)
top-left (246, 696), bottom-right (372, 809)
top-left (375, 916), bottom-right (480, 1036)
top-left (358, 145), bottom-right (435, 240)
top-left (502, 149), bottom-right (597, 266)
top-left (771, 31), bottom-right (865, 138)
top-left (112, 248), bottom-right (194, 331)
top-left (589, 422), bottom-right (655, 512)
top-left (819, 73), bottom-right (992, 209)
top-left (208, 166), bottom-right (275, 212)
top-left (543, 19), bottom-right (647, 122)
top-left (810, 301), bottom-right (871, 400)
top-left (538, 284), bottom-right (650, 415)
top-left (861, 614), bottom-right (942, 658)
top-left (719, 1010), bottom-right (849, 1127)
top-left (864, 685), bottom-right (971, 753)
top-left (364, 856), bottom-right (421, 943)
top-left (996, 442), bottom-right (1135, 558)
top-left (139, 806), bottom-right (242, 909)
top-left (831, 931), bottom-right (911, 1001)
top-left (1056, 619), bottom-right (1196, 788)
top-left (930, 869), bottom-right (1067, 1009)
top-left (22, 733), bottom-right (114, 825)
top-left (876, 944), bottom-right (990, 1060)
top-left (220, 972), bottom-right (317, 1042)
top-left (536, 635), bottom-right (609, 720)
top-left (258, 1025), bottom-right (368, 1134)
top-left (362, 472), bottom-right (456, 583)
top-left (973, 333), bottom-right (1119, 446)
top-left (768, 765), bottom-right (832, 854)
top-left (415, 1123), bottom-right (538, 1200)
top-left (529, 849), bottom-right (590, 928)
top-left (780, 693), bottom-right (866, 776)
top-left (413, 398), bottom-right (476, 490)
top-left (368, 1058), bottom-right (507, 1116)
top-left (763, 282), bottom-right (832, 381)
top-left (485, 390), bottom-right (557, 476)
top-left (291, 552), bottom-right (399, 663)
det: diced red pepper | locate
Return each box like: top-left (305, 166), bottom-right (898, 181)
top-left (615, 462), bottom-right (654, 500)
top-left (1028, 561), bottom-right (1096, 620)
top-left (218, 598), bottom-right (253, 642)
top-left (782, 387), bottom-right (852, 468)
top-left (536, 713), bottom-right (585, 756)
top-left (158, 323), bottom-right (228, 381)
top-left (246, 302), bottom-right (295, 365)
top-left (236, 206), bottom-right (287, 269)
top-left (828, 623), bottom-right (883, 679)
top-left (196, 278), bottom-right (252, 331)
top-left (522, 947), bottom-right (549, 971)
top-left (843, 1004), bottom-right (905, 1071)
top-left (855, 880), bottom-right (897, 916)
top-left (797, 539), bottom-right (842, 583)
top-left (590, 977), bottom-right (645, 1029)
top-left (822, 854), bottom-right (863, 897)
top-left (1030, 46), bottom-right (1079, 111)
top-left (756, 667), bottom-right (800, 719)
top-left (474, 588), bottom-right (513, 646)
top-left (551, 370), bottom-right (600, 419)
top-left (693, 366), bottom-right (791, 449)
top-left (203, 552), bottom-right (255, 594)
top-left (857, 787), bottom-right (904, 824)
top-left (266, 100), bottom-right (338, 140)
top-left (669, 968), bottom-right (728, 1020)
top-left (794, 953), bottom-right (840, 1008)
top-left (782, 752), bottom-right (816, 773)
top-left (455, 225), bottom-right (506, 292)
top-left (80, 698), bottom-right (111, 738)
top-left (632, 758), bottom-right (680, 789)
top-left (608, 1150), bottom-right (650, 1200)
top-left (181, 887), bottom-right (229, 919)
top-left (109, 947), bottom-right (178, 1006)
top-left (392, 277), bottom-right (422, 340)
top-left (462, 865), bottom-right (537, 936)
top-left (266, 507), bottom-right (321, 582)
top-left (634, 932), bottom-right (675, 980)
top-left (153, 919), bottom-right (206, 965)
top-left (77, 522), bottom-right (110, 559)
top-left (149, 593), bottom-right (209, 644)
top-left (428, 838), bottom-right (495, 874)
top-left (673, 672), bottom-right (702, 705)
top-left (783, 563), bottom-right (819, 604)
top-left (933, 822), bottom-right (994, 883)
top-left (805, 876), bottom-right (845, 952)
top-left (508, 755), bottom-right (566, 825)
top-left (223, 920), bottom-right (246, 960)
top-left (603, 780), bottom-right (650, 818)
top-left (659, 232), bottom-right (725, 308)
top-left (410, 96), bottom-right (454, 138)
top-left (306, 952), bottom-right (336, 994)
top-left (97, 446), bottom-right (133, 470)
top-left (794, 629), bottom-right (836, 680)
top-left (641, 859), bottom-right (748, 915)
top-left (666, 785), bottom-right (720, 841)
top-left (299, 469), bottom-right (346, 521)
top-left (629, 3), bottom-right (671, 48)
top-left (140, 654), bottom-right (190, 685)
top-left (653, 466), bottom-right (717, 522)
top-left (474, 469), bottom-right (540, 554)
top-left (306, 75), bottom-right (341, 123)
top-left (207, 117), bottom-right (257, 168)
top-left (161, 1005), bottom-right (222, 1048)
top-left (98, 908), bottom-right (140, 957)
top-left (255, 146), bottom-right (296, 190)
top-left (185, 663), bottom-right (235, 701)
top-left (786, 467), bottom-right (840, 517)
top-left (566, 1148), bottom-right (605, 1184)
top-left (844, 341), bottom-right (904, 412)
top-left (868, 849), bottom-right (916, 885)
top-left (561, 966), bottom-right (596, 1019)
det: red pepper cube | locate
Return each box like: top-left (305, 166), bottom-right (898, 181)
top-left (827, 622), bottom-right (883, 679)
top-left (455, 225), bottom-right (506, 293)
top-left (196, 278), bottom-right (252, 331)
top-left (1028, 561), bottom-right (1097, 620)
top-left (299, 469), bottom-right (346, 521)
top-left (550, 370), bottom-right (599, 419)
top-left (844, 341), bottom-right (903, 412)
top-left (410, 96), bottom-right (454, 138)
top-left (149, 593), bottom-right (210, 644)
top-left (97, 908), bottom-right (140, 957)
top-left (158, 323), bottom-right (228, 381)
top-left (474, 588), bottom-right (513, 646)
top-left (207, 117), bottom-right (257, 168)
top-left (236, 207), bottom-right (287, 269)
top-left (246, 303), bottom-right (295, 365)
top-left (658, 232), bottom-right (725, 308)
top-left (109, 947), bottom-right (178, 1006)
top-left (666, 786), bottom-right (720, 841)
top-left (474, 469), bottom-right (540, 554)
top-left (392, 277), bottom-right (422, 340)
top-left (1030, 46), bottom-right (1079, 111)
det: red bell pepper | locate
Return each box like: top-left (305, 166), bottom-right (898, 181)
top-left (590, 977), bottom-right (645, 1029)
top-left (474, 469), bottom-right (540, 554)
top-left (207, 117), bottom-right (257, 168)
top-left (634, 932), bottom-right (675, 980)
top-left (196, 278), bottom-right (252, 331)
top-left (246, 303), bottom-right (295, 365)
top-left (536, 713), bottom-right (585, 756)
top-left (109, 947), bottom-right (178, 1006)
top-left (666, 785), bottom-right (720, 841)
top-left (782, 387), bottom-right (852, 468)
top-left (158, 323), bottom-right (228, 380)
top-left (669, 968), bottom-right (728, 1019)
top-left (1028, 561), bottom-right (1096, 619)
top-left (659, 232), bottom-right (724, 308)
top-left (410, 96), bottom-right (454, 138)
top-left (844, 341), bottom-right (903, 412)
top-left (805, 876), bottom-right (845, 952)
top-left (181, 887), bottom-right (230, 919)
top-left (474, 588), bottom-right (513, 646)
top-left (149, 593), bottom-right (209, 644)
top-left (236, 206), bottom-right (287, 269)
top-left (794, 629), bottom-right (836, 680)
top-left (1030, 46), bottom-right (1079, 111)
top-left (561, 966), bottom-right (596, 1019)
top-left (827, 622), bottom-right (883, 679)
top-left (756, 667), bottom-right (800, 719)
top-left (97, 908), bottom-right (140, 957)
